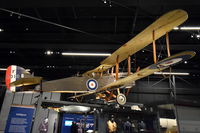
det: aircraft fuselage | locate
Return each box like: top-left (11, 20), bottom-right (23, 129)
top-left (41, 75), bottom-right (116, 93)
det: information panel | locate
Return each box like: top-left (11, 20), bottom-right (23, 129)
top-left (61, 114), bottom-right (94, 133)
top-left (5, 105), bottom-right (35, 133)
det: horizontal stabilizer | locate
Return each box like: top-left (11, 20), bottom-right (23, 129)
top-left (10, 77), bottom-right (42, 87)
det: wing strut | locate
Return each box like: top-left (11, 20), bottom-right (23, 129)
top-left (116, 55), bottom-right (121, 94)
top-left (126, 56), bottom-right (132, 96)
top-left (127, 55), bottom-right (131, 75)
top-left (152, 30), bottom-right (157, 64)
top-left (103, 56), bottom-right (120, 101)
top-left (104, 55), bottom-right (124, 102)
top-left (166, 32), bottom-right (171, 57)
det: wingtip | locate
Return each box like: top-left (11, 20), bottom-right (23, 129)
top-left (183, 50), bottom-right (196, 58)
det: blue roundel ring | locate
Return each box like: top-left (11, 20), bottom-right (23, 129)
top-left (86, 79), bottom-right (98, 91)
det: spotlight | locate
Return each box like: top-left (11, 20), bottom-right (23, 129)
top-left (47, 51), bottom-right (51, 55)
top-left (18, 15), bottom-right (21, 19)
top-left (45, 50), bottom-right (53, 55)
top-left (184, 61), bottom-right (188, 64)
top-left (190, 34), bottom-right (200, 40)
top-left (103, 0), bottom-right (107, 3)
top-left (9, 51), bottom-right (15, 54)
top-left (10, 12), bottom-right (13, 17)
top-left (109, 1), bottom-right (112, 7)
top-left (0, 28), bottom-right (4, 32)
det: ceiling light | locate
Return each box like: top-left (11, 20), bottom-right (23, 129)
top-left (61, 52), bottom-right (111, 56)
top-left (10, 12), bottom-right (13, 16)
top-left (45, 50), bottom-right (53, 55)
top-left (190, 34), bottom-right (200, 39)
top-left (154, 72), bottom-right (189, 76)
top-left (0, 68), bottom-right (6, 71)
top-left (180, 27), bottom-right (200, 30)
top-left (173, 27), bottom-right (179, 30)
top-left (0, 28), bottom-right (4, 32)
top-left (109, 1), bottom-right (112, 7)
top-left (60, 105), bottom-right (90, 113)
top-left (184, 61), bottom-right (188, 64)
top-left (9, 51), bottom-right (15, 54)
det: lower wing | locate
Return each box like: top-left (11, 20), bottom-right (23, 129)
top-left (71, 51), bottom-right (195, 98)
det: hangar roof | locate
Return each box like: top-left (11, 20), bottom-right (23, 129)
top-left (0, 0), bottom-right (200, 80)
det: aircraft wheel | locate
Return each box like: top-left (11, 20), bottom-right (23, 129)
top-left (116, 93), bottom-right (126, 105)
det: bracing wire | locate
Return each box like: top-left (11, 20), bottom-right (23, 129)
top-left (0, 8), bottom-right (122, 44)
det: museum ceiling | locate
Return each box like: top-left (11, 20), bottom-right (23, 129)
top-left (0, 0), bottom-right (200, 80)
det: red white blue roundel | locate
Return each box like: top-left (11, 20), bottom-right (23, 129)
top-left (157, 58), bottom-right (182, 68)
top-left (86, 79), bottom-right (98, 91)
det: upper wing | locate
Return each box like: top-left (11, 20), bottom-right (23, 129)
top-left (72, 51), bottom-right (196, 98)
top-left (83, 9), bottom-right (188, 76)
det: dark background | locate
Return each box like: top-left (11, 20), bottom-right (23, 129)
top-left (0, 0), bottom-right (200, 108)
top-left (0, 0), bottom-right (199, 80)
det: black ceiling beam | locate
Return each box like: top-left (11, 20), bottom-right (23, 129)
top-left (54, 8), bottom-right (65, 33)
top-left (72, 7), bottom-right (78, 19)
top-left (131, 7), bottom-right (138, 35)
top-left (114, 16), bottom-right (117, 34)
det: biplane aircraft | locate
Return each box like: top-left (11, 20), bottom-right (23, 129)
top-left (5, 9), bottom-right (196, 105)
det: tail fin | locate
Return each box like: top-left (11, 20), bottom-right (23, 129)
top-left (5, 65), bottom-right (31, 92)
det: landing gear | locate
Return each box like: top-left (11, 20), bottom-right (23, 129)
top-left (116, 93), bottom-right (126, 105)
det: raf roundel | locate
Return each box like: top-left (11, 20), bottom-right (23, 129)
top-left (157, 58), bottom-right (183, 68)
top-left (86, 79), bottom-right (98, 91)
